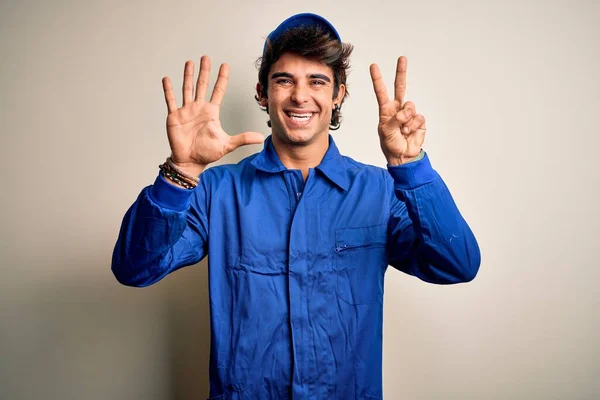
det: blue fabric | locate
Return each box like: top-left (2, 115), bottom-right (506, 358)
top-left (112, 135), bottom-right (480, 400)
top-left (263, 13), bottom-right (341, 55)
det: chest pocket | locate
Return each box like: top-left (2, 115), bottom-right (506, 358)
top-left (335, 224), bottom-right (387, 305)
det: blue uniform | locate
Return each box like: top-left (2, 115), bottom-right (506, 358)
top-left (112, 135), bottom-right (480, 399)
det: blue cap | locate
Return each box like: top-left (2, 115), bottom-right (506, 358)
top-left (263, 13), bottom-right (341, 54)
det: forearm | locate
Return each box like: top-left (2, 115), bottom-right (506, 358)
top-left (387, 154), bottom-right (481, 283)
top-left (111, 175), bottom-right (206, 287)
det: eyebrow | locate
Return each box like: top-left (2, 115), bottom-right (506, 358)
top-left (270, 72), bottom-right (332, 83)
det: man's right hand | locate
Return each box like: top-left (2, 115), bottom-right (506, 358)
top-left (162, 56), bottom-right (265, 176)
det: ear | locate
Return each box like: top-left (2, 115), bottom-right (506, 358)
top-left (334, 83), bottom-right (346, 106)
top-left (256, 83), bottom-right (268, 107)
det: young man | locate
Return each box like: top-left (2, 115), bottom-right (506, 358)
top-left (112, 13), bottom-right (480, 400)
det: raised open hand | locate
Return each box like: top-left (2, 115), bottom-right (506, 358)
top-left (370, 56), bottom-right (426, 166)
top-left (162, 56), bottom-right (264, 174)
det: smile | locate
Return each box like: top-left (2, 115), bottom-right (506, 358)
top-left (285, 111), bottom-right (315, 126)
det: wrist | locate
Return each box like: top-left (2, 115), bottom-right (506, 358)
top-left (387, 157), bottom-right (411, 167)
top-left (159, 157), bottom-right (205, 190)
top-left (386, 151), bottom-right (423, 166)
top-left (170, 160), bottom-right (207, 177)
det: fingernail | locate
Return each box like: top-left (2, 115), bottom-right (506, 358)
top-left (403, 126), bottom-right (410, 133)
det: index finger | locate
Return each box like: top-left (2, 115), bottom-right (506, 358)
top-left (369, 63), bottom-right (390, 108)
top-left (394, 56), bottom-right (407, 105)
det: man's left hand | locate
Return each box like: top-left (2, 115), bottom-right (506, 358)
top-left (370, 56), bottom-right (426, 166)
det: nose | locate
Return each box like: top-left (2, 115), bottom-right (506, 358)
top-left (290, 83), bottom-right (310, 104)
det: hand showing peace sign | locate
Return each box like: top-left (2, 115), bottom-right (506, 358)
top-left (370, 56), bottom-right (426, 166)
top-left (162, 56), bottom-right (265, 176)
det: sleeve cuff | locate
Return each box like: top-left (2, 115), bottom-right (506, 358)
top-left (387, 152), bottom-right (439, 190)
top-left (148, 174), bottom-right (194, 211)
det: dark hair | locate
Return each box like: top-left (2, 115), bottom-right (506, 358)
top-left (255, 25), bottom-right (354, 130)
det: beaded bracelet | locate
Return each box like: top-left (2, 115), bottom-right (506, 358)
top-left (159, 166), bottom-right (194, 189)
top-left (165, 157), bottom-right (200, 184)
top-left (160, 168), bottom-right (196, 189)
top-left (163, 163), bottom-right (198, 186)
top-left (158, 158), bottom-right (199, 189)
top-left (160, 168), bottom-right (195, 189)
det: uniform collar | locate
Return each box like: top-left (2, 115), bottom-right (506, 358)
top-left (251, 135), bottom-right (349, 191)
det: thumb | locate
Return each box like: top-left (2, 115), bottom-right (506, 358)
top-left (227, 131), bottom-right (265, 152)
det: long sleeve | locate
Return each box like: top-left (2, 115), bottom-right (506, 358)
top-left (111, 173), bottom-right (210, 287)
top-left (386, 153), bottom-right (481, 283)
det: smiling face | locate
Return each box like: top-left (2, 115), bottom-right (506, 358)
top-left (257, 52), bottom-right (345, 148)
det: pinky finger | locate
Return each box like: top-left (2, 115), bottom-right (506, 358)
top-left (162, 77), bottom-right (177, 113)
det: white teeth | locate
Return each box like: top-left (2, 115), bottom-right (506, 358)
top-left (287, 112), bottom-right (313, 121)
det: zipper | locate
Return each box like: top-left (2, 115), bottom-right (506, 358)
top-left (335, 244), bottom-right (348, 252)
top-left (335, 242), bottom-right (385, 253)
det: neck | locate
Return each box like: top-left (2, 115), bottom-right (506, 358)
top-left (271, 133), bottom-right (329, 181)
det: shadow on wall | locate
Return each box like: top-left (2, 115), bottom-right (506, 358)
top-left (0, 259), bottom-right (211, 400)
top-left (164, 259), bottom-right (211, 400)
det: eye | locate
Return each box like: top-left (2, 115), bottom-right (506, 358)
top-left (311, 80), bottom-right (326, 86)
top-left (275, 79), bottom-right (292, 85)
